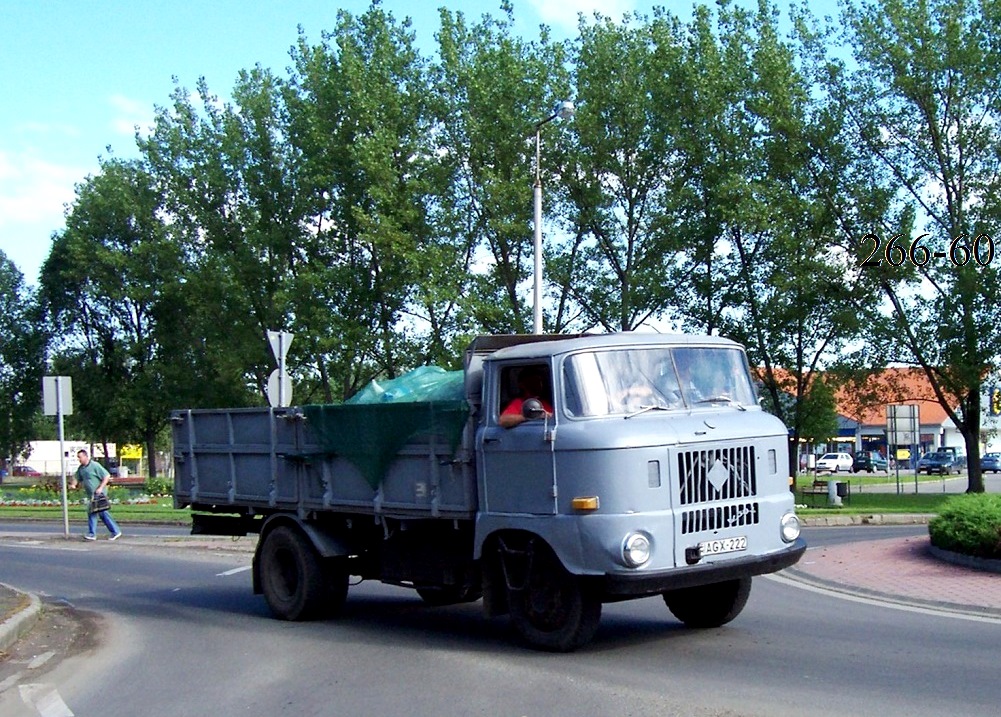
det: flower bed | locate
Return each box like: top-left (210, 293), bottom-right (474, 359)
top-left (0, 485), bottom-right (161, 507)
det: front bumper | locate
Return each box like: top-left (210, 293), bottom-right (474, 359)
top-left (601, 537), bottom-right (807, 598)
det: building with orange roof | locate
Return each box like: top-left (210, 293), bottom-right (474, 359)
top-left (764, 366), bottom-right (1001, 467)
top-left (830, 368), bottom-right (962, 464)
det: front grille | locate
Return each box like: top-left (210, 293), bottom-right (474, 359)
top-left (682, 501), bottom-right (759, 534)
top-left (677, 445), bottom-right (757, 505)
top-left (677, 445), bottom-right (759, 535)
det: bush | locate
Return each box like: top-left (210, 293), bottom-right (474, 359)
top-left (928, 494), bottom-right (1001, 560)
top-left (144, 477), bottom-right (173, 496)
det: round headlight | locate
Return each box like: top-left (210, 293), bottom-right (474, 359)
top-left (622, 532), bottom-right (652, 568)
top-left (780, 512), bottom-right (801, 543)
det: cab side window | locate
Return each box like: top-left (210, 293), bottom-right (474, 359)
top-left (497, 364), bottom-right (553, 426)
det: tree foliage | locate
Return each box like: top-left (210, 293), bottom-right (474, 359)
top-left (823, 0), bottom-right (1001, 491)
top-left (38, 159), bottom-right (250, 476)
top-left (0, 254), bottom-right (48, 467)
top-left (16, 0), bottom-right (1001, 473)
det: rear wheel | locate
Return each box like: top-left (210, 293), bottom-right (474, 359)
top-left (663, 577), bottom-right (752, 628)
top-left (507, 541), bottom-right (601, 652)
top-left (259, 525), bottom-right (348, 620)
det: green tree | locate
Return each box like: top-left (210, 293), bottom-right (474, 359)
top-left (654, 2), bottom-right (877, 471)
top-left (285, 5), bottom-right (443, 394)
top-left (0, 253), bottom-right (48, 471)
top-left (827, 0), bottom-right (1001, 492)
top-left (38, 159), bottom-right (216, 477)
top-left (434, 2), bottom-right (572, 334)
top-left (140, 69), bottom-right (301, 404)
top-left (550, 9), bottom-right (687, 332)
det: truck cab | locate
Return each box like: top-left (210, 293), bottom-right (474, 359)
top-left (467, 334), bottom-right (805, 648)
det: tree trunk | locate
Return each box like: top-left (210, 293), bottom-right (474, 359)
top-left (962, 421), bottom-right (984, 494)
top-left (145, 431), bottom-right (158, 480)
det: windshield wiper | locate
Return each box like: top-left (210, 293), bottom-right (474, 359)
top-left (694, 396), bottom-right (747, 411)
top-left (625, 404), bottom-right (672, 419)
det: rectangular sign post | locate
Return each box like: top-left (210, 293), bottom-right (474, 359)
top-left (886, 404), bottom-right (919, 495)
top-left (43, 376), bottom-right (73, 537)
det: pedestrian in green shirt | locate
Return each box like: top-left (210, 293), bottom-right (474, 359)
top-left (69, 449), bottom-right (122, 541)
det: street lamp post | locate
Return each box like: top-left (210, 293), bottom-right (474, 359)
top-left (533, 100), bottom-right (575, 335)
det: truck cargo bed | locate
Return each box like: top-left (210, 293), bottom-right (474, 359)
top-left (172, 405), bottom-right (477, 519)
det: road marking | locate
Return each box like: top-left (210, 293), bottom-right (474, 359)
top-left (27, 651), bottom-right (55, 670)
top-left (216, 566), bottom-right (252, 577)
top-left (766, 572), bottom-right (1001, 625)
top-left (0, 541), bottom-right (88, 553)
top-left (0, 672), bottom-right (23, 692)
top-left (18, 684), bottom-right (73, 717)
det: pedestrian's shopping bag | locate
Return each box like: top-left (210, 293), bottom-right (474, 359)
top-left (89, 492), bottom-right (111, 514)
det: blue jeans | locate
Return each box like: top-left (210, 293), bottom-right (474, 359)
top-left (87, 503), bottom-right (121, 536)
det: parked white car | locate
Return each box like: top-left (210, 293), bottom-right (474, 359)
top-left (815, 452), bottom-right (854, 473)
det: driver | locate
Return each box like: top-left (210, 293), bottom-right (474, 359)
top-left (500, 366), bottom-right (553, 428)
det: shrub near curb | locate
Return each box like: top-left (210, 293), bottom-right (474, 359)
top-left (928, 494), bottom-right (1001, 560)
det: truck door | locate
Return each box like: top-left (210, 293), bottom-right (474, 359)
top-left (477, 363), bottom-right (557, 514)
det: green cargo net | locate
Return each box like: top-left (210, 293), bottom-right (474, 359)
top-left (302, 401), bottom-right (470, 489)
top-left (303, 366), bottom-right (469, 488)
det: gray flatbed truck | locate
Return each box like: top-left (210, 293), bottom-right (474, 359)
top-left (172, 333), bottom-right (805, 651)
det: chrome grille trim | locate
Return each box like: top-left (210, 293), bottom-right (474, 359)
top-left (682, 501), bottom-right (760, 534)
top-left (677, 445), bottom-right (757, 505)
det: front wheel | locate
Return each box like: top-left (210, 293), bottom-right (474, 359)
top-left (507, 541), bottom-right (601, 652)
top-left (663, 577), bottom-right (752, 628)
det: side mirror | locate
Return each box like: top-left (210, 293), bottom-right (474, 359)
top-left (521, 398), bottom-right (546, 420)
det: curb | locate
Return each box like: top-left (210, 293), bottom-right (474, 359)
top-left (929, 545), bottom-right (1001, 574)
top-left (800, 513), bottom-right (933, 526)
top-left (779, 566), bottom-right (1001, 620)
top-left (0, 583), bottom-right (41, 653)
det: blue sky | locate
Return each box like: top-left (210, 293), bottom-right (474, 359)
top-left (0, 0), bottom-right (839, 288)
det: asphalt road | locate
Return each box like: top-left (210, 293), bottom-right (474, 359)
top-left (1, 522), bottom-right (999, 717)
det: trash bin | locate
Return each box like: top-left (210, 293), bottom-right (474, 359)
top-left (836, 481), bottom-right (848, 498)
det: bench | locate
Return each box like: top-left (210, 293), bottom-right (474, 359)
top-left (800, 480), bottom-right (829, 507)
top-left (800, 479), bottom-right (851, 507)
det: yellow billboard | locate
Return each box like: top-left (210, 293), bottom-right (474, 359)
top-left (120, 444), bottom-right (143, 460)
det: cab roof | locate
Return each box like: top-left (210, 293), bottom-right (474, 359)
top-left (479, 332), bottom-right (743, 364)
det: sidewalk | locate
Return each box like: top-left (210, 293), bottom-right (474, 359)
top-left (783, 527), bottom-right (1001, 618)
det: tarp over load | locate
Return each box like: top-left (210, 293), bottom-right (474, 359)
top-left (302, 367), bottom-right (469, 489)
top-left (343, 366), bottom-right (465, 404)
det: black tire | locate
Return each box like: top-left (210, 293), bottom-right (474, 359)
top-left (416, 584), bottom-right (483, 607)
top-left (507, 543), bottom-right (601, 652)
top-left (259, 525), bottom-right (347, 621)
top-left (663, 577), bottom-right (752, 628)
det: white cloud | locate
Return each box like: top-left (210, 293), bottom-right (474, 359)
top-left (19, 121), bottom-right (82, 139)
top-left (109, 94), bottom-right (156, 138)
top-left (0, 150), bottom-right (93, 285)
top-left (0, 151), bottom-right (82, 226)
top-left (525, 0), bottom-right (637, 32)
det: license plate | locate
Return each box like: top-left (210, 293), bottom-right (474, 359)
top-left (699, 536), bottom-right (747, 557)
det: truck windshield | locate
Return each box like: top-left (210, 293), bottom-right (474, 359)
top-left (562, 346), bottom-right (757, 417)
